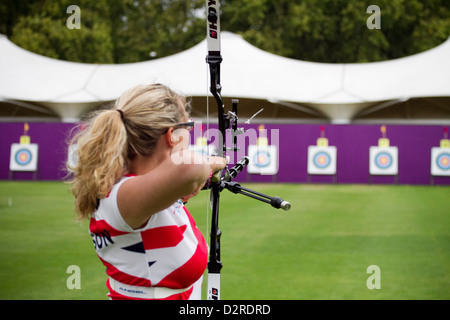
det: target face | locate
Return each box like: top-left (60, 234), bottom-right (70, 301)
top-left (436, 153), bottom-right (450, 170)
top-left (247, 145), bottom-right (278, 175)
top-left (308, 146), bottom-right (337, 175)
top-left (10, 144), bottom-right (39, 172)
top-left (313, 151), bottom-right (331, 169)
top-left (253, 150), bottom-right (271, 168)
top-left (374, 152), bottom-right (393, 169)
top-left (15, 149), bottom-right (32, 166)
top-left (67, 144), bottom-right (79, 171)
top-left (431, 148), bottom-right (450, 176)
top-left (369, 146), bottom-right (398, 175)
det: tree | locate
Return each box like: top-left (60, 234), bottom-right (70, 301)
top-left (112, 0), bottom-right (205, 63)
top-left (221, 0), bottom-right (450, 63)
top-left (0, 0), bottom-right (42, 36)
top-left (5, 0), bottom-right (205, 64)
top-left (2, 0), bottom-right (449, 64)
top-left (9, 0), bottom-right (115, 63)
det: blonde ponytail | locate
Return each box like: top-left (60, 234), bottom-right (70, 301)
top-left (68, 83), bottom-right (190, 220)
top-left (68, 109), bottom-right (127, 219)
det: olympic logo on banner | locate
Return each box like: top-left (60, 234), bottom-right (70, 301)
top-left (436, 153), bottom-right (450, 171)
top-left (374, 151), bottom-right (393, 169)
top-left (15, 148), bottom-right (33, 166)
top-left (253, 150), bottom-right (271, 168)
top-left (313, 151), bottom-right (331, 169)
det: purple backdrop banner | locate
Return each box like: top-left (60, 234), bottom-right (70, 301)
top-left (1, 122), bottom-right (449, 185)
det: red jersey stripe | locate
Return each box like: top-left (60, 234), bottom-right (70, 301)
top-left (156, 241), bottom-right (208, 289)
top-left (89, 218), bottom-right (129, 237)
top-left (141, 224), bottom-right (187, 250)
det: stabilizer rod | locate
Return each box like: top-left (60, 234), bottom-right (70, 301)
top-left (223, 181), bottom-right (291, 211)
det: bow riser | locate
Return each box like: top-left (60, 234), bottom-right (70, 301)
top-left (206, 0), bottom-right (225, 157)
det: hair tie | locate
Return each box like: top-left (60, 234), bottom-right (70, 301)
top-left (117, 109), bottom-right (124, 121)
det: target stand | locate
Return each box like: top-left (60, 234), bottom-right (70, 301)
top-left (369, 128), bottom-right (399, 184)
top-left (307, 129), bottom-right (337, 184)
top-left (369, 143), bottom-right (399, 184)
top-left (430, 137), bottom-right (450, 184)
top-left (247, 127), bottom-right (279, 181)
top-left (9, 142), bottom-right (40, 180)
top-left (307, 141), bottom-right (337, 184)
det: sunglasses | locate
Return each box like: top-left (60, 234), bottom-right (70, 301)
top-left (174, 119), bottom-right (195, 131)
top-left (163, 119), bottom-right (195, 134)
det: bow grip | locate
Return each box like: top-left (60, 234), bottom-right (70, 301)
top-left (210, 170), bottom-right (222, 183)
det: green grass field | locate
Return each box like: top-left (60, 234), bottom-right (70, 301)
top-left (0, 181), bottom-right (448, 300)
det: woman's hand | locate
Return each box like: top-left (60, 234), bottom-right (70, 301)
top-left (181, 182), bottom-right (204, 203)
top-left (181, 155), bottom-right (227, 203)
top-left (207, 155), bottom-right (227, 174)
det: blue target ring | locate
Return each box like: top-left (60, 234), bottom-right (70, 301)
top-left (436, 153), bottom-right (450, 171)
top-left (253, 151), bottom-right (271, 168)
top-left (375, 152), bottom-right (392, 169)
top-left (15, 148), bottom-right (32, 166)
top-left (313, 151), bottom-right (331, 169)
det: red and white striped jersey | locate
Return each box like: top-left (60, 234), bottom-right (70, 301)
top-left (89, 176), bottom-right (208, 300)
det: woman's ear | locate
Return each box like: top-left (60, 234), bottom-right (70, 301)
top-left (164, 127), bottom-right (176, 148)
top-left (168, 128), bottom-right (190, 150)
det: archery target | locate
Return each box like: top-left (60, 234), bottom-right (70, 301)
top-left (67, 144), bottom-right (79, 171)
top-left (247, 145), bottom-right (278, 175)
top-left (375, 152), bottom-right (392, 169)
top-left (253, 150), bottom-right (271, 167)
top-left (431, 147), bottom-right (450, 176)
top-left (369, 146), bottom-right (398, 175)
top-left (436, 153), bottom-right (450, 170)
top-left (313, 151), bottom-right (331, 169)
top-left (16, 149), bottom-right (32, 166)
top-left (10, 143), bottom-right (39, 172)
top-left (308, 146), bottom-right (337, 175)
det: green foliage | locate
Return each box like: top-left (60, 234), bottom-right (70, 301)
top-left (2, 0), bottom-right (205, 64)
top-left (10, 13), bottom-right (114, 63)
top-left (222, 0), bottom-right (450, 63)
top-left (112, 0), bottom-right (205, 63)
top-left (0, 0), bottom-right (449, 63)
top-left (6, 0), bottom-right (114, 63)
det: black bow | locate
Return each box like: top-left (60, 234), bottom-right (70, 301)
top-left (205, 0), bottom-right (291, 300)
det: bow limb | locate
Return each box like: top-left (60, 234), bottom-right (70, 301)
top-left (206, 0), bottom-right (224, 300)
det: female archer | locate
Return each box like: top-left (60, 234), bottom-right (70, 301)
top-left (68, 83), bottom-right (226, 300)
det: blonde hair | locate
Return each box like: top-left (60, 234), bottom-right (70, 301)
top-left (68, 83), bottom-right (190, 220)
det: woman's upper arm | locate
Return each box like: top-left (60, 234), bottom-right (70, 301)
top-left (116, 158), bottom-right (209, 229)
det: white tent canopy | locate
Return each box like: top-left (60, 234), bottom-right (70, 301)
top-left (0, 32), bottom-right (449, 123)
